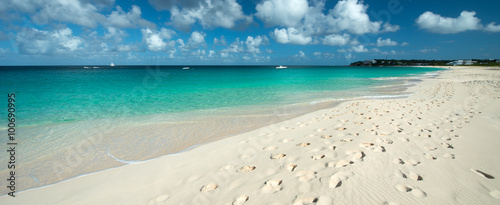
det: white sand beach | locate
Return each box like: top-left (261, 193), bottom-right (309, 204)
top-left (2, 66), bottom-right (500, 204)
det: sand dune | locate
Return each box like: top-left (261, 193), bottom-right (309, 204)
top-left (1, 66), bottom-right (499, 204)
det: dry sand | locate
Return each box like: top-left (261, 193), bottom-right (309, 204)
top-left (2, 66), bottom-right (500, 204)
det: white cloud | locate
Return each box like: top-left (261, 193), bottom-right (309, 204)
top-left (313, 52), bottom-right (321, 56)
top-left (151, 0), bottom-right (252, 31)
top-left (31, 0), bottom-right (106, 28)
top-left (420, 48), bottom-right (437, 53)
top-left (106, 5), bottom-right (155, 29)
top-left (416, 11), bottom-right (483, 34)
top-left (265, 0), bottom-right (396, 45)
top-left (344, 53), bottom-right (355, 59)
top-left (376, 37), bottom-right (398, 46)
top-left (15, 27), bottom-right (83, 54)
top-left (351, 45), bottom-right (368, 53)
top-left (322, 34), bottom-right (351, 46)
top-left (208, 50), bottom-right (215, 57)
top-left (141, 28), bottom-right (176, 52)
top-left (245, 35), bottom-right (269, 53)
top-left (328, 0), bottom-right (382, 35)
top-left (400, 42), bottom-right (409, 46)
top-left (294, 50), bottom-right (306, 58)
top-left (104, 27), bottom-right (127, 42)
top-left (214, 36), bottom-right (227, 46)
top-left (272, 27), bottom-right (312, 45)
top-left (187, 31), bottom-right (206, 49)
top-left (381, 23), bottom-right (400, 32)
top-left (221, 38), bottom-right (244, 53)
top-left (255, 0), bottom-right (309, 27)
top-left (485, 23), bottom-right (500, 32)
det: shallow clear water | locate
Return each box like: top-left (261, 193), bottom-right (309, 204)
top-left (1, 65), bottom-right (440, 127)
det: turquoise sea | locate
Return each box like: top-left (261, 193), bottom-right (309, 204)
top-left (0, 65), bottom-right (442, 192)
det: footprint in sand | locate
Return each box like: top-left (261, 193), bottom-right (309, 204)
top-left (394, 170), bottom-right (407, 178)
top-left (346, 150), bottom-right (365, 160)
top-left (286, 164), bottom-right (298, 171)
top-left (328, 171), bottom-right (352, 188)
top-left (424, 153), bottom-right (436, 160)
top-left (359, 143), bottom-right (374, 148)
top-left (200, 183), bottom-right (218, 193)
top-left (293, 197), bottom-right (318, 205)
top-left (297, 142), bottom-right (311, 147)
top-left (406, 159), bottom-right (420, 166)
top-left (471, 169), bottom-right (495, 179)
top-left (411, 188), bottom-right (427, 198)
top-left (270, 153), bottom-right (286, 159)
top-left (261, 179), bottom-right (282, 194)
top-left (316, 128), bottom-right (326, 132)
top-left (311, 154), bottom-right (325, 160)
top-left (340, 138), bottom-right (353, 142)
top-left (395, 184), bottom-right (411, 192)
top-left (443, 153), bottom-right (455, 159)
top-left (441, 142), bottom-right (454, 149)
top-left (333, 159), bottom-right (352, 168)
top-left (296, 170), bottom-right (316, 182)
top-left (232, 195), bottom-right (249, 205)
top-left (237, 166), bottom-right (256, 173)
top-left (321, 135), bottom-right (332, 139)
top-left (393, 158), bottom-right (404, 165)
top-left (263, 146), bottom-right (278, 151)
top-left (409, 172), bottom-right (422, 181)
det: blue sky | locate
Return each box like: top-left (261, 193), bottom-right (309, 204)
top-left (0, 0), bottom-right (499, 65)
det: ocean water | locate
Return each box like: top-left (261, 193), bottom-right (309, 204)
top-left (0, 65), bottom-right (442, 192)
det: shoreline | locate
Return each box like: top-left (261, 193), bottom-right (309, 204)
top-left (1, 67), bottom-right (441, 193)
top-left (3, 66), bottom-right (500, 204)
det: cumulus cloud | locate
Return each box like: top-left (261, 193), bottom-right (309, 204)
top-left (351, 45), bottom-right (368, 53)
top-left (272, 27), bottom-right (312, 45)
top-left (376, 37), bottom-right (398, 46)
top-left (264, 0), bottom-right (395, 46)
top-left (245, 35), bottom-right (269, 53)
top-left (150, 0), bottom-right (252, 31)
top-left (141, 28), bottom-right (176, 52)
top-left (294, 50), bottom-right (306, 58)
top-left (15, 27), bottom-right (83, 54)
top-left (31, 0), bottom-right (106, 28)
top-left (322, 34), bottom-right (352, 46)
top-left (328, 0), bottom-right (381, 35)
top-left (214, 36), bottom-right (227, 46)
top-left (220, 35), bottom-right (270, 54)
top-left (485, 23), bottom-right (500, 32)
top-left (4, 1), bottom-right (154, 30)
top-left (415, 11), bottom-right (500, 34)
top-left (381, 23), bottom-right (400, 32)
top-left (255, 0), bottom-right (309, 27)
top-left (106, 5), bottom-right (155, 29)
top-left (187, 31), bottom-right (206, 49)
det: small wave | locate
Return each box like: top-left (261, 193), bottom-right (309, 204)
top-left (106, 148), bottom-right (143, 164)
top-left (309, 94), bottom-right (409, 104)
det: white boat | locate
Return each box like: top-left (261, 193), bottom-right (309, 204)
top-left (110, 62), bottom-right (115, 67)
top-left (182, 67), bottom-right (190, 70)
top-left (276, 65), bottom-right (287, 69)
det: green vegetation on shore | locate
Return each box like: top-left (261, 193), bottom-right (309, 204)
top-left (350, 59), bottom-right (500, 67)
